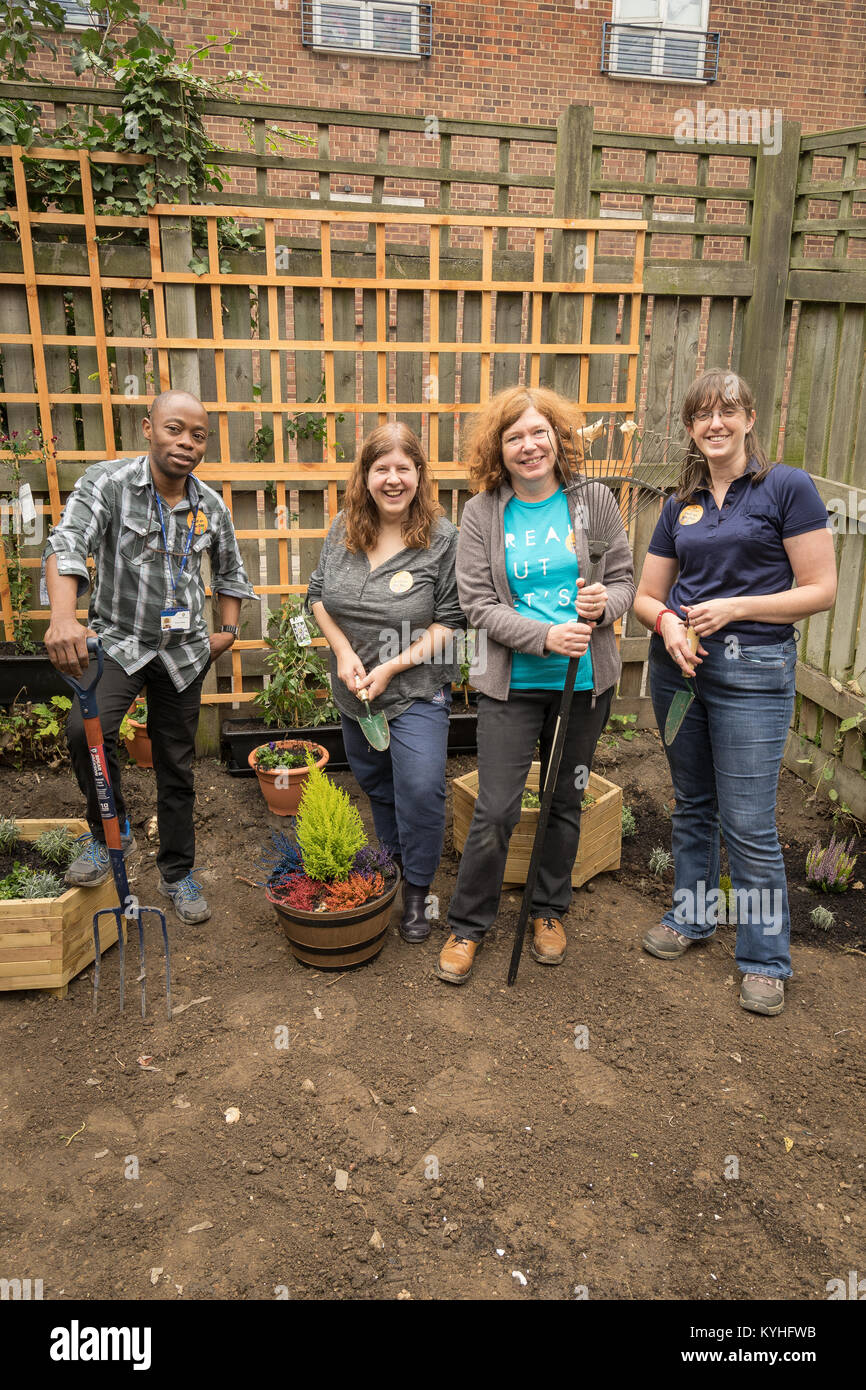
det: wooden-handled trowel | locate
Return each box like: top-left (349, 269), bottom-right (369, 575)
top-left (356, 682), bottom-right (390, 751)
top-left (664, 626), bottom-right (700, 746)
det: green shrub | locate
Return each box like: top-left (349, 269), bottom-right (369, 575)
top-left (621, 805), bottom-right (636, 837)
top-left (810, 904), bottom-right (835, 931)
top-left (649, 845), bottom-right (673, 877)
top-left (295, 759), bottom-right (367, 882)
top-left (32, 825), bottom-right (77, 867)
top-left (0, 816), bottom-right (21, 851)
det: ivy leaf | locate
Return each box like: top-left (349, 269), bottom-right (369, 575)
top-left (187, 256), bottom-right (209, 276)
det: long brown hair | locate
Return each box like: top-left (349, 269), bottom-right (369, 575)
top-left (676, 369), bottom-right (773, 501)
top-left (342, 423), bottom-right (442, 551)
top-left (464, 386), bottom-right (586, 493)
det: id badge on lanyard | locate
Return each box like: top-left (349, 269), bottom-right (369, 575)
top-left (154, 488), bottom-right (196, 636)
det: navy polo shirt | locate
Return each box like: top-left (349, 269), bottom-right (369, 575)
top-left (647, 462), bottom-right (828, 645)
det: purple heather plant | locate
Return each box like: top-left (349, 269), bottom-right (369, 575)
top-left (805, 834), bottom-right (858, 893)
top-left (353, 845), bottom-right (397, 878)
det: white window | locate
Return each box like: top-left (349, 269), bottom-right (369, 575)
top-left (306, 1), bottom-right (430, 59)
top-left (52, 1), bottom-right (105, 28)
top-left (609, 0), bottom-right (712, 82)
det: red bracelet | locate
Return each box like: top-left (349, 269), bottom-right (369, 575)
top-left (654, 608), bottom-right (679, 636)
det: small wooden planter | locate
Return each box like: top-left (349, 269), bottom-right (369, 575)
top-left (0, 819), bottom-right (122, 998)
top-left (452, 764), bottom-right (622, 888)
top-left (267, 871), bottom-right (401, 969)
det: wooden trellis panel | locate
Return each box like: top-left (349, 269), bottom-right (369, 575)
top-left (0, 143), bottom-right (645, 712)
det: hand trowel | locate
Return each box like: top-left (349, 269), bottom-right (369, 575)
top-left (356, 681), bottom-right (390, 751)
top-left (663, 626), bottom-right (700, 746)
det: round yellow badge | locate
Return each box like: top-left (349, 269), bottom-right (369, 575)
top-left (678, 505), bottom-right (703, 526)
top-left (389, 570), bottom-right (414, 594)
top-left (187, 509), bottom-right (208, 536)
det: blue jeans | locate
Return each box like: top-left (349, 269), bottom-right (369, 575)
top-left (649, 633), bottom-right (797, 979)
top-left (341, 691), bottom-right (451, 886)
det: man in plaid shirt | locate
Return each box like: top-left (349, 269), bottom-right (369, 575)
top-left (43, 390), bottom-right (256, 923)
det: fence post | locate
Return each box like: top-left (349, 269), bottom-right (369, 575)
top-left (738, 119), bottom-right (801, 430)
top-left (550, 104), bottom-right (594, 399)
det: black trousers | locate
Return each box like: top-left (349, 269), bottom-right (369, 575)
top-left (66, 653), bottom-right (208, 884)
top-left (447, 686), bottom-right (613, 942)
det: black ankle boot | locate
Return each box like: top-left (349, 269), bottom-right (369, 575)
top-left (399, 882), bottom-right (431, 943)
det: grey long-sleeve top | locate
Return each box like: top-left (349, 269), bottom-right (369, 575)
top-left (455, 481), bottom-right (636, 703)
top-left (306, 513), bottom-right (466, 722)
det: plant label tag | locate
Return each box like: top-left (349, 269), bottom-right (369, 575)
top-left (17, 483), bottom-right (37, 527)
top-left (160, 607), bottom-right (191, 632)
top-left (290, 615), bottom-right (312, 646)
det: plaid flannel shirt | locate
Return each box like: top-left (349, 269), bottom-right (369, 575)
top-left (42, 454), bottom-right (256, 691)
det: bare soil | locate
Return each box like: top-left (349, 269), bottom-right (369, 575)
top-left (0, 730), bottom-right (863, 1302)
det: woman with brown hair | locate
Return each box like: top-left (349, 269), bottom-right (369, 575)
top-left (634, 369), bottom-right (836, 1015)
top-left (437, 386), bottom-right (635, 985)
top-left (307, 423), bottom-right (464, 943)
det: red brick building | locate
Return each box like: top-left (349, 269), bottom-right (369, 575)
top-left (30, 1), bottom-right (866, 136)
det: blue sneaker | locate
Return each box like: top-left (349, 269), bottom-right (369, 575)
top-left (159, 873), bottom-right (211, 924)
top-left (65, 823), bottom-right (136, 887)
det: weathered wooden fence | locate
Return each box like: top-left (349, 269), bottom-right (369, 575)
top-left (0, 89), bottom-right (864, 813)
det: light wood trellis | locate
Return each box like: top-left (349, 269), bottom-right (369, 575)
top-left (0, 143), bottom-right (645, 713)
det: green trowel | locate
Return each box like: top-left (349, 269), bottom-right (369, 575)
top-left (357, 686), bottom-right (390, 751)
top-left (664, 627), bottom-right (700, 746)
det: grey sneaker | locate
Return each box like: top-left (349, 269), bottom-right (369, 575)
top-left (642, 922), bottom-right (694, 959)
top-left (159, 873), bottom-right (211, 924)
top-left (65, 826), bottom-right (136, 887)
top-left (739, 973), bottom-right (785, 1016)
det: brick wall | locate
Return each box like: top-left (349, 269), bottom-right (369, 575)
top-left (25, 1), bottom-right (866, 138)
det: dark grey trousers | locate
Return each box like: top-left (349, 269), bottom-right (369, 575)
top-left (447, 686), bottom-right (613, 942)
top-left (66, 652), bottom-right (208, 884)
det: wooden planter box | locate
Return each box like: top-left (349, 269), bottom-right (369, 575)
top-left (452, 764), bottom-right (622, 888)
top-left (0, 820), bottom-right (121, 998)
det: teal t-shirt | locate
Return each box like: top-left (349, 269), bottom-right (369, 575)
top-left (503, 488), bottom-right (594, 691)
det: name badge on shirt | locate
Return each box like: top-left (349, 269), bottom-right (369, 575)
top-left (390, 570), bottom-right (414, 594)
top-left (160, 607), bottom-right (191, 632)
top-left (678, 505), bottom-right (703, 526)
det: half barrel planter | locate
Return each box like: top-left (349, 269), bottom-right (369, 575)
top-left (266, 870), bottom-right (401, 969)
top-left (248, 740), bottom-right (329, 816)
top-left (0, 819), bottom-right (122, 998)
top-left (452, 763), bottom-right (622, 887)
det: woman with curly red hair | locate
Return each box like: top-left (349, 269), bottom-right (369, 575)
top-left (437, 387), bottom-right (635, 985)
top-left (307, 423), bottom-right (464, 944)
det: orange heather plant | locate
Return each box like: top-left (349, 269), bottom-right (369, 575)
top-left (321, 872), bottom-right (385, 912)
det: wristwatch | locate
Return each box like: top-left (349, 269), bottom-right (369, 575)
top-left (220, 625), bottom-right (239, 637)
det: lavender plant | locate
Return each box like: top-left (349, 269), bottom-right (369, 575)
top-left (805, 834), bottom-right (858, 894)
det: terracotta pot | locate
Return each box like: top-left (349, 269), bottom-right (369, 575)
top-left (266, 869), bottom-right (401, 969)
top-left (124, 718), bottom-right (153, 769)
top-left (248, 740), bottom-right (329, 816)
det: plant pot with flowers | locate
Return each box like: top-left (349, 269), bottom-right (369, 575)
top-left (264, 758), bottom-right (400, 968)
top-left (120, 697), bottom-right (152, 768)
top-left (248, 739), bottom-right (329, 816)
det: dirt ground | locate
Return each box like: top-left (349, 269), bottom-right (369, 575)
top-left (0, 728), bottom-right (863, 1302)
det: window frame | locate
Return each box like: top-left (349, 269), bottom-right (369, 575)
top-left (308, 0), bottom-right (427, 61)
top-left (608, 0), bottom-right (712, 84)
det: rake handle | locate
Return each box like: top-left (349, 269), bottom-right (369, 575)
top-left (507, 558), bottom-right (603, 986)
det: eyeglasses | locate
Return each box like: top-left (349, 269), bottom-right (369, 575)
top-left (691, 405), bottom-right (744, 423)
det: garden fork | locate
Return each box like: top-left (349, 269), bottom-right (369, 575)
top-left (62, 638), bottom-right (172, 1020)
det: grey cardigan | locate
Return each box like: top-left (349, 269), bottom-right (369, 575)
top-left (455, 482), bottom-right (636, 703)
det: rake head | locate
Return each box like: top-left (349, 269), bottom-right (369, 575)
top-left (93, 902), bottom-right (172, 1022)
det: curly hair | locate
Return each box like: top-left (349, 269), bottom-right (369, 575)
top-left (676, 368), bottom-right (772, 501)
top-left (341, 423), bottom-right (443, 552)
top-left (464, 387), bottom-right (586, 493)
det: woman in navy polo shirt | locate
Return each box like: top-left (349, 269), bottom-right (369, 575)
top-left (634, 369), bottom-right (836, 1016)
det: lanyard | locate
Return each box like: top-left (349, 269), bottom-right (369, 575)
top-left (153, 489), bottom-right (196, 604)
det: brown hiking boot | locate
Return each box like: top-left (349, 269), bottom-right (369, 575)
top-left (642, 923), bottom-right (694, 959)
top-left (530, 916), bottom-right (566, 965)
top-left (739, 973), bottom-right (785, 1016)
top-left (435, 934), bottom-right (479, 984)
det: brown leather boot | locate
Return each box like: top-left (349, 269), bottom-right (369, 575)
top-left (530, 916), bottom-right (566, 965)
top-left (435, 934), bottom-right (479, 984)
